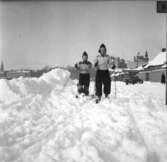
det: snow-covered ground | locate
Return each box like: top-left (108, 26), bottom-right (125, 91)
top-left (0, 69), bottom-right (167, 162)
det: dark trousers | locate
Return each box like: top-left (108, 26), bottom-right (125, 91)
top-left (78, 73), bottom-right (90, 95)
top-left (95, 70), bottom-right (111, 97)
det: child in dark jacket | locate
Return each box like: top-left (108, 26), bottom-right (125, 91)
top-left (75, 51), bottom-right (92, 96)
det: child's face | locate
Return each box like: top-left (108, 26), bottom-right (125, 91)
top-left (100, 47), bottom-right (106, 56)
top-left (82, 55), bottom-right (88, 61)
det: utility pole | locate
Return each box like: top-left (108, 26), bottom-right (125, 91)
top-left (157, 0), bottom-right (167, 105)
top-left (165, 13), bottom-right (167, 105)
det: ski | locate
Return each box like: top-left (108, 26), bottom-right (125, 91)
top-left (75, 94), bottom-right (110, 104)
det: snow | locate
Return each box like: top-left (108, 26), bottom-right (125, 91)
top-left (162, 64), bottom-right (166, 68)
top-left (0, 68), bottom-right (167, 162)
top-left (145, 52), bottom-right (166, 68)
top-left (134, 66), bottom-right (144, 71)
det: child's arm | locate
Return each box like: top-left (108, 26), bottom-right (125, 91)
top-left (108, 56), bottom-right (116, 69)
top-left (94, 56), bottom-right (98, 67)
top-left (75, 63), bottom-right (79, 69)
top-left (112, 63), bottom-right (116, 70)
top-left (89, 62), bottom-right (92, 69)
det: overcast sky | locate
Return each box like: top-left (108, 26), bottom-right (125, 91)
top-left (0, 1), bottom-right (166, 69)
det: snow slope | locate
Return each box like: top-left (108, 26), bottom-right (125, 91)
top-left (0, 69), bottom-right (167, 162)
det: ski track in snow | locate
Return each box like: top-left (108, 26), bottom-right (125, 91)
top-left (0, 69), bottom-right (167, 162)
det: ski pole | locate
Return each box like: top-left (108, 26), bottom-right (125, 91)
top-left (114, 71), bottom-right (117, 98)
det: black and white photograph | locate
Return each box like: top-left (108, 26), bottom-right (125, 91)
top-left (0, 0), bottom-right (167, 161)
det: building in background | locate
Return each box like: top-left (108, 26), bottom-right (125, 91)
top-left (126, 60), bottom-right (136, 69)
top-left (0, 61), bottom-right (6, 79)
top-left (0, 61), bottom-right (4, 72)
top-left (6, 70), bottom-right (31, 79)
top-left (134, 51), bottom-right (149, 68)
top-left (111, 56), bottom-right (127, 69)
top-left (137, 48), bottom-right (166, 83)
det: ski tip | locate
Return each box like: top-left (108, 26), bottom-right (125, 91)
top-left (95, 98), bottom-right (101, 104)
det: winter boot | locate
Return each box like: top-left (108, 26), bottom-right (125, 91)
top-left (95, 96), bottom-right (101, 104)
top-left (105, 94), bottom-right (110, 99)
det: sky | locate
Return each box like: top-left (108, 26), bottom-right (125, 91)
top-left (0, 0), bottom-right (166, 69)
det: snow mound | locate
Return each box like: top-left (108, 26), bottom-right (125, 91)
top-left (0, 68), bottom-right (167, 162)
top-left (0, 79), bottom-right (21, 104)
top-left (0, 68), bottom-right (70, 105)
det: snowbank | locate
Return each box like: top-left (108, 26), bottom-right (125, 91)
top-left (134, 66), bottom-right (144, 71)
top-left (0, 68), bottom-right (167, 162)
top-left (0, 69), bottom-right (70, 105)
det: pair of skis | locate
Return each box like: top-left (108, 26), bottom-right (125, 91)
top-left (75, 94), bottom-right (95, 100)
top-left (75, 93), bottom-right (110, 104)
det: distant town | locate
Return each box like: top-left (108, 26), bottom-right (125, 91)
top-left (0, 48), bottom-right (166, 83)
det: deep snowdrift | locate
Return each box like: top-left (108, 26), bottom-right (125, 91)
top-left (0, 68), bottom-right (167, 162)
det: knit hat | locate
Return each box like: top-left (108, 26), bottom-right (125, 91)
top-left (98, 43), bottom-right (106, 53)
top-left (82, 51), bottom-right (88, 57)
top-left (100, 43), bottom-right (106, 49)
